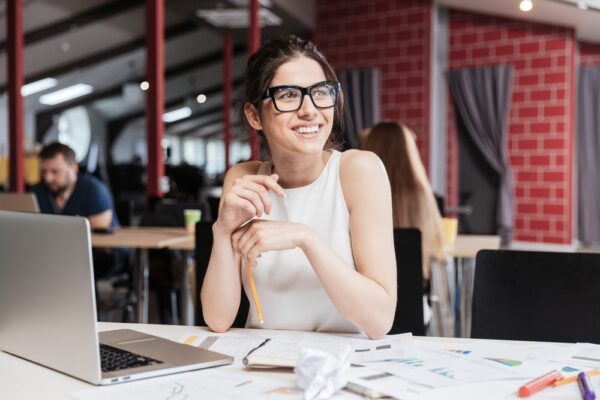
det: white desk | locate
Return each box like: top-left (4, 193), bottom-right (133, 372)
top-left (0, 322), bottom-right (587, 400)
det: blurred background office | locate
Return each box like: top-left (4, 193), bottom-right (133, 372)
top-left (1, 0), bottom-right (600, 328)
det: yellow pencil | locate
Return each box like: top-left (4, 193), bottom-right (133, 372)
top-left (245, 259), bottom-right (264, 324)
top-left (553, 369), bottom-right (599, 387)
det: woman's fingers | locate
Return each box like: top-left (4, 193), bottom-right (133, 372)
top-left (233, 221), bottom-right (263, 262)
top-left (243, 174), bottom-right (285, 198)
top-left (226, 174), bottom-right (284, 217)
top-left (237, 180), bottom-right (273, 215)
top-left (228, 186), bottom-right (266, 217)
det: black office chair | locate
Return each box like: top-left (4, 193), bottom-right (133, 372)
top-left (195, 221), bottom-right (250, 328)
top-left (471, 250), bottom-right (600, 343)
top-left (154, 200), bottom-right (210, 227)
top-left (390, 228), bottom-right (425, 335)
top-left (138, 208), bottom-right (183, 324)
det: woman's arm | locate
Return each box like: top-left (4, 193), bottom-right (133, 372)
top-left (234, 150), bottom-right (396, 339)
top-left (304, 150), bottom-right (396, 339)
top-left (200, 162), bottom-right (284, 332)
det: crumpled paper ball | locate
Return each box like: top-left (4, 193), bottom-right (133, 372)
top-left (294, 346), bottom-right (351, 400)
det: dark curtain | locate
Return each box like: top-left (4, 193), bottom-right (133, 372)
top-left (337, 68), bottom-right (381, 150)
top-left (577, 67), bottom-right (600, 246)
top-left (447, 65), bottom-right (514, 245)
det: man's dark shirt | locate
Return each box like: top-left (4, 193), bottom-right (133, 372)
top-left (32, 174), bottom-right (120, 227)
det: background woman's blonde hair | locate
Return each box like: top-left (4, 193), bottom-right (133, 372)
top-left (362, 121), bottom-right (445, 280)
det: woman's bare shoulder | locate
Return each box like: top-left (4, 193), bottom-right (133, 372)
top-left (222, 161), bottom-right (265, 189)
top-left (339, 149), bottom-right (386, 179)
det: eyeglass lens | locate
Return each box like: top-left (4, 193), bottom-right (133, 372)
top-left (273, 82), bottom-right (337, 111)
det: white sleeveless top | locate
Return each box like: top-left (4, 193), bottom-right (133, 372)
top-left (241, 150), bottom-right (360, 333)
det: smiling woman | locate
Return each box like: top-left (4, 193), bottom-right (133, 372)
top-left (200, 36), bottom-right (397, 339)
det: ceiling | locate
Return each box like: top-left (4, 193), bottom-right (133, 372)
top-left (0, 0), bottom-right (312, 141)
top-left (437, 0), bottom-right (600, 43)
top-left (0, 0), bottom-right (597, 144)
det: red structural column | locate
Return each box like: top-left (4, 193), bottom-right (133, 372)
top-left (7, 0), bottom-right (25, 192)
top-left (223, 34), bottom-right (233, 171)
top-left (145, 0), bottom-right (164, 198)
top-left (248, 0), bottom-right (261, 160)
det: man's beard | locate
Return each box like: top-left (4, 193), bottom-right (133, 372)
top-left (48, 183), bottom-right (69, 196)
top-left (47, 173), bottom-right (72, 196)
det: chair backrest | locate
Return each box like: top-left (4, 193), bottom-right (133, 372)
top-left (154, 200), bottom-right (209, 227)
top-left (472, 250), bottom-right (600, 343)
top-left (391, 228), bottom-right (425, 336)
top-left (195, 221), bottom-right (249, 327)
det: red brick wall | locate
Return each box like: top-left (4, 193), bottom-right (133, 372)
top-left (315, 0), bottom-right (432, 167)
top-left (580, 42), bottom-right (600, 65)
top-left (447, 10), bottom-right (576, 244)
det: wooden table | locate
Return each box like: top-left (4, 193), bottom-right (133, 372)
top-left (446, 235), bottom-right (501, 258)
top-left (432, 235), bottom-right (501, 338)
top-left (91, 227), bottom-right (194, 324)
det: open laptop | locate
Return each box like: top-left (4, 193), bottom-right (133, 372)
top-left (0, 211), bottom-right (233, 385)
top-left (0, 192), bottom-right (40, 213)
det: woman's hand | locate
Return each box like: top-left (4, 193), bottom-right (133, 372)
top-left (231, 219), bottom-right (314, 265)
top-left (216, 174), bottom-right (285, 235)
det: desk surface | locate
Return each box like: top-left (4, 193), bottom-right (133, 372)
top-left (91, 227), bottom-right (193, 249)
top-left (1, 322), bottom-right (585, 400)
top-left (446, 234), bottom-right (501, 258)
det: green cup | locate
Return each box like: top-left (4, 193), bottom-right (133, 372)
top-left (184, 209), bottom-right (202, 233)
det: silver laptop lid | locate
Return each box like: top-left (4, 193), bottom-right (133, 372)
top-left (0, 192), bottom-right (40, 213)
top-left (0, 211), bottom-right (101, 384)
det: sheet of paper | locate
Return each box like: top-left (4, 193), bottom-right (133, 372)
top-left (344, 366), bottom-right (429, 400)
top-left (417, 340), bottom-right (576, 379)
top-left (179, 332), bottom-right (268, 366)
top-left (570, 343), bottom-right (600, 367)
top-left (70, 369), bottom-right (364, 400)
top-left (363, 348), bottom-right (528, 388)
top-left (295, 332), bottom-right (417, 363)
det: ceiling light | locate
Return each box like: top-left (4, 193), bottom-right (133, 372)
top-left (228, 0), bottom-right (273, 7)
top-left (196, 94), bottom-right (207, 104)
top-left (195, 8), bottom-right (282, 28)
top-left (21, 78), bottom-right (58, 96)
top-left (140, 81), bottom-right (150, 91)
top-left (38, 84), bottom-right (93, 105)
top-left (519, 0), bottom-right (533, 11)
top-left (163, 107), bottom-right (192, 123)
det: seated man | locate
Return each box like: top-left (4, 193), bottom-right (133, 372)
top-left (32, 142), bottom-right (125, 278)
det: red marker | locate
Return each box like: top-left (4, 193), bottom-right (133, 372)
top-left (518, 370), bottom-right (563, 397)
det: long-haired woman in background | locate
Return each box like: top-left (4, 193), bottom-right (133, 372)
top-left (362, 121), bottom-right (445, 282)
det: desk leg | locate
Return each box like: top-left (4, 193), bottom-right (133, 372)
top-left (430, 258), bottom-right (455, 337)
top-left (459, 257), bottom-right (475, 338)
top-left (455, 257), bottom-right (462, 337)
top-left (136, 249), bottom-right (149, 323)
top-left (179, 250), bottom-right (196, 326)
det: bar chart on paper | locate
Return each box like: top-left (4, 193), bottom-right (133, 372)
top-left (485, 358), bottom-right (523, 367)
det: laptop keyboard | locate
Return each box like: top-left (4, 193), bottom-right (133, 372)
top-left (100, 344), bottom-right (163, 372)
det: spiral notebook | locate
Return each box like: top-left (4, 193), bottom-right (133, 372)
top-left (242, 333), bottom-right (416, 368)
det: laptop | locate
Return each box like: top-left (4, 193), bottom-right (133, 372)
top-left (0, 211), bottom-right (233, 385)
top-left (0, 192), bottom-right (40, 213)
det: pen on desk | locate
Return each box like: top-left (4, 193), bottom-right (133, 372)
top-left (245, 259), bottom-right (264, 324)
top-left (578, 371), bottom-right (597, 400)
top-left (518, 370), bottom-right (563, 398)
top-left (242, 338), bottom-right (271, 366)
top-left (554, 370), bottom-right (599, 387)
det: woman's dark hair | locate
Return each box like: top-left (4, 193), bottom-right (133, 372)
top-left (238, 35), bottom-right (345, 150)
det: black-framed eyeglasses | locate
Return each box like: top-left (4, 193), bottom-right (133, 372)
top-left (262, 80), bottom-right (341, 112)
